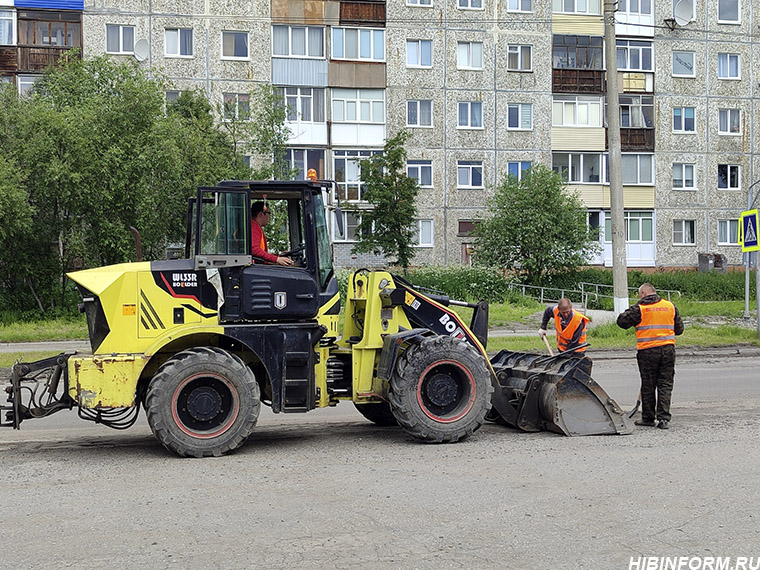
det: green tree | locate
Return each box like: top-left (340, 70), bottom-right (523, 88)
top-left (473, 163), bottom-right (600, 284)
top-left (351, 131), bottom-right (419, 269)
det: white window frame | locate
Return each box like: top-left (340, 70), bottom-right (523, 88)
top-left (333, 149), bottom-right (382, 203)
top-left (672, 163), bottom-right (696, 190)
top-left (507, 103), bottom-right (533, 130)
top-left (618, 95), bottom-right (654, 128)
top-left (406, 39), bottom-right (432, 68)
top-left (222, 93), bottom-right (250, 121)
top-left (333, 210), bottom-right (363, 242)
top-left (407, 0), bottom-right (433, 5)
top-left (165, 27), bottom-right (193, 57)
top-left (457, 41), bottom-right (483, 70)
top-left (717, 52), bottom-right (740, 79)
top-left (17, 74), bottom-right (38, 96)
top-left (507, 161), bottom-right (532, 180)
top-left (331, 27), bottom-right (384, 62)
top-left (718, 219), bottom-right (740, 245)
top-left (457, 101), bottom-right (483, 129)
top-left (619, 0), bottom-right (653, 15)
top-left (552, 0), bottom-right (602, 15)
top-left (673, 106), bottom-right (696, 133)
top-left (604, 211), bottom-right (654, 244)
top-left (717, 0), bottom-right (740, 23)
top-left (718, 164), bottom-right (741, 190)
top-left (672, 50), bottom-right (695, 77)
top-left (272, 25), bottom-right (324, 59)
top-left (616, 39), bottom-right (653, 72)
top-left (331, 89), bottom-right (385, 124)
top-left (507, 0), bottom-right (533, 12)
top-left (105, 24), bottom-right (134, 54)
top-left (165, 90), bottom-right (181, 103)
top-left (552, 95), bottom-right (603, 127)
top-left (0, 9), bottom-right (16, 46)
top-left (407, 160), bottom-right (433, 187)
top-left (457, 161), bottom-right (484, 189)
top-left (280, 87), bottom-right (326, 123)
top-left (221, 30), bottom-right (249, 60)
top-left (406, 99), bottom-right (433, 127)
top-left (415, 219), bottom-right (434, 247)
top-left (621, 154), bottom-right (654, 185)
top-left (673, 219), bottom-right (696, 245)
top-left (718, 108), bottom-right (741, 135)
top-left (507, 45), bottom-right (532, 71)
top-left (552, 153), bottom-right (603, 184)
top-left (458, 0), bottom-right (484, 9)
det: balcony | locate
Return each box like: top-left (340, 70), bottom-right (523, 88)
top-left (553, 69), bottom-right (605, 94)
top-left (15, 45), bottom-right (77, 73)
top-left (340, 1), bottom-right (385, 26)
top-left (614, 128), bottom-right (655, 152)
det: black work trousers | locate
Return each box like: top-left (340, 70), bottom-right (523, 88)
top-left (636, 344), bottom-right (676, 422)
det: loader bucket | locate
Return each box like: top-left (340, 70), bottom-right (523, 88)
top-left (488, 350), bottom-right (633, 436)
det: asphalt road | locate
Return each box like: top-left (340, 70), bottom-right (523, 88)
top-left (0, 350), bottom-right (758, 570)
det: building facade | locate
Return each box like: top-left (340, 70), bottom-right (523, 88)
top-left (3, 0), bottom-right (753, 268)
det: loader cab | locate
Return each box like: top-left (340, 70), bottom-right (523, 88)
top-left (184, 180), bottom-right (340, 324)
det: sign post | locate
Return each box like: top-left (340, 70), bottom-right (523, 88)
top-left (739, 209), bottom-right (760, 337)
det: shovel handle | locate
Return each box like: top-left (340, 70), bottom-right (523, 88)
top-left (542, 334), bottom-right (554, 356)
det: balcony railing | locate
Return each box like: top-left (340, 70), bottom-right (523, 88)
top-left (340, 1), bottom-right (386, 25)
top-left (15, 44), bottom-right (77, 73)
top-left (553, 68), bottom-right (605, 94)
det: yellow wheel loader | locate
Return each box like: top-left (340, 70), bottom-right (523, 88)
top-left (2, 180), bottom-right (632, 457)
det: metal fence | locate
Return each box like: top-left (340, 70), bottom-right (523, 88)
top-left (508, 282), bottom-right (682, 309)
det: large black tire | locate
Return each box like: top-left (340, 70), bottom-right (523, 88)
top-left (354, 402), bottom-right (399, 426)
top-left (388, 336), bottom-right (493, 443)
top-left (145, 347), bottom-right (260, 458)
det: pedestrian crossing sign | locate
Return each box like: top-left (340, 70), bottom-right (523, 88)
top-left (740, 209), bottom-right (759, 252)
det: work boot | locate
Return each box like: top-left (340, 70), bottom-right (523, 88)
top-left (657, 420), bottom-right (670, 430)
top-left (634, 419), bottom-right (656, 427)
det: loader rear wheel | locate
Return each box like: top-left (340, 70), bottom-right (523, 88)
top-left (354, 402), bottom-right (399, 426)
top-left (145, 347), bottom-right (260, 458)
top-left (389, 336), bottom-right (493, 443)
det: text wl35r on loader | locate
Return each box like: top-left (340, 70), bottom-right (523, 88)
top-left (2, 180), bottom-right (633, 457)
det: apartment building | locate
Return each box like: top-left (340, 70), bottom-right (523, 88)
top-left (31, 0), bottom-right (757, 268)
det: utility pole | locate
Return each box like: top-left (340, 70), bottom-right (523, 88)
top-left (604, 1), bottom-right (628, 314)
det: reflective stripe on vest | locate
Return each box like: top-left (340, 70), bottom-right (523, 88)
top-left (553, 307), bottom-right (589, 352)
top-left (635, 299), bottom-right (676, 350)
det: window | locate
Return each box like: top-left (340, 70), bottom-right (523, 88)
top-left (285, 149), bottom-right (325, 180)
top-left (507, 103), bottom-right (533, 130)
top-left (19, 18), bottom-right (80, 47)
top-left (408, 0), bottom-right (432, 5)
top-left (719, 108), bottom-right (740, 134)
top-left (457, 42), bottom-right (483, 70)
top-left (407, 160), bottom-right (433, 187)
top-left (458, 102), bottom-right (483, 129)
top-left (672, 163), bottom-right (695, 189)
top-left (332, 89), bottom-right (385, 123)
top-left (552, 95), bottom-right (603, 127)
top-left (672, 51), bottom-right (695, 76)
top-left (552, 0), bottom-right (602, 15)
top-left (106, 24), bottom-right (134, 54)
top-left (334, 211), bottom-right (363, 241)
top-left (621, 154), bottom-right (653, 185)
top-left (0, 10), bottom-right (15, 45)
top-left (458, 220), bottom-right (479, 236)
top-left (222, 31), bottom-right (248, 59)
top-left (717, 53), bottom-right (740, 79)
top-left (718, 0), bottom-right (739, 22)
top-left (620, 0), bottom-right (652, 15)
top-left (17, 74), bottom-right (38, 96)
top-left (165, 28), bottom-right (192, 57)
top-left (458, 0), bottom-right (483, 8)
top-left (415, 220), bottom-right (434, 247)
top-left (604, 211), bottom-right (653, 243)
top-left (508, 0), bottom-right (533, 11)
top-left (507, 45), bottom-right (532, 71)
top-left (332, 27), bottom-right (384, 61)
top-left (552, 153), bottom-right (602, 183)
top-left (279, 87), bottom-right (325, 122)
top-left (457, 161), bottom-right (483, 188)
top-left (407, 39), bottom-right (432, 67)
top-left (619, 95), bottom-right (654, 128)
top-left (165, 90), bottom-right (181, 102)
top-left (718, 219), bottom-right (739, 244)
top-left (222, 93), bottom-right (250, 121)
top-left (334, 149), bottom-right (382, 201)
top-left (552, 35), bottom-right (604, 70)
top-left (673, 220), bottom-right (696, 245)
top-left (673, 107), bottom-right (695, 132)
top-left (507, 161), bottom-right (532, 180)
top-left (616, 40), bottom-right (652, 71)
top-left (272, 25), bottom-right (324, 58)
top-left (407, 100), bottom-right (433, 127)
top-left (718, 164), bottom-right (740, 189)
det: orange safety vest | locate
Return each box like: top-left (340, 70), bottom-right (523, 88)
top-left (553, 307), bottom-right (589, 352)
top-left (635, 299), bottom-right (676, 350)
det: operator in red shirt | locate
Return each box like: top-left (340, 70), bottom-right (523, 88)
top-left (250, 201), bottom-right (294, 266)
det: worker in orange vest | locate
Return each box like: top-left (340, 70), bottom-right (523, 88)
top-left (250, 201), bottom-right (294, 266)
top-left (616, 283), bottom-right (684, 430)
top-left (538, 298), bottom-right (590, 353)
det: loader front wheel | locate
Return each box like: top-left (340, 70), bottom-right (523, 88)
top-left (389, 336), bottom-right (493, 443)
top-left (145, 347), bottom-right (260, 458)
